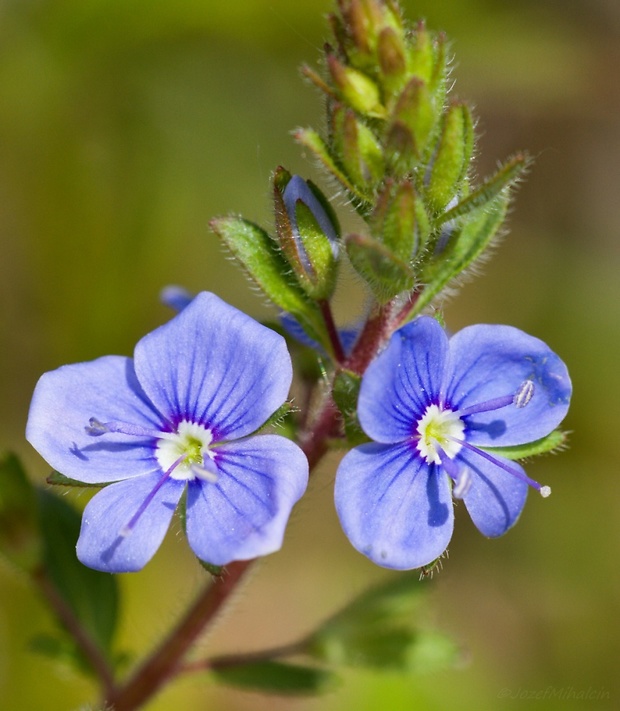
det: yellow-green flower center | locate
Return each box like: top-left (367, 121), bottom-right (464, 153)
top-left (156, 420), bottom-right (214, 481)
top-left (416, 404), bottom-right (465, 465)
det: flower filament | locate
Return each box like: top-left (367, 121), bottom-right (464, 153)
top-left (414, 380), bottom-right (551, 499)
top-left (86, 417), bottom-right (217, 538)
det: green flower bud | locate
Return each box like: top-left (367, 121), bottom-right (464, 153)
top-left (274, 167), bottom-right (340, 300)
top-left (426, 101), bottom-right (475, 212)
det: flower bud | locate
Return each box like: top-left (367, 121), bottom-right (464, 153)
top-left (274, 168), bottom-right (340, 300)
top-left (426, 101), bottom-right (475, 212)
top-left (331, 104), bottom-right (384, 192)
top-left (327, 52), bottom-right (385, 117)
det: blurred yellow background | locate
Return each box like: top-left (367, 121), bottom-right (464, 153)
top-left (1, 0), bottom-right (617, 709)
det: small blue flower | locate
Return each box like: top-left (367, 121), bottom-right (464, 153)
top-left (335, 316), bottom-right (571, 570)
top-left (26, 292), bottom-right (309, 573)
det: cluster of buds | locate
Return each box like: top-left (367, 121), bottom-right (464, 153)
top-left (212, 0), bottom-right (527, 358)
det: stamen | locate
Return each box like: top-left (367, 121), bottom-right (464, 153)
top-left (191, 457), bottom-right (219, 483)
top-left (86, 417), bottom-right (169, 440)
top-left (457, 380), bottom-right (536, 417)
top-left (119, 455), bottom-right (185, 538)
top-left (449, 437), bottom-right (551, 496)
top-left (452, 470), bottom-right (471, 499)
top-left (438, 447), bottom-right (471, 498)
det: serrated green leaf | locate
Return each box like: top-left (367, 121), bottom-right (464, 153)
top-left (481, 430), bottom-right (568, 461)
top-left (37, 489), bottom-right (119, 662)
top-left (0, 452), bottom-right (42, 572)
top-left (212, 660), bottom-right (338, 695)
top-left (346, 232), bottom-right (415, 303)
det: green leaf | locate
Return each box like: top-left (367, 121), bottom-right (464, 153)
top-left (332, 370), bottom-right (369, 446)
top-left (412, 191), bottom-right (510, 318)
top-left (0, 452), bottom-right (42, 572)
top-left (37, 489), bottom-right (119, 661)
top-left (481, 429), bottom-right (568, 461)
top-left (210, 215), bottom-right (328, 346)
top-left (47, 471), bottom-right (102, 488)
top-left (435, 154), bottom-right (528, 227)
top-left (212, 660), bottom-right (338, 695)
top-left (305, 573), bottom-right (458, 673)
top-left (346, 232), bottom-right (415, 303)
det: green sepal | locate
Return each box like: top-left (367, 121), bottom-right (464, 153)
top-left (210, 215), bottom-right (327, 345)
top-left (305, 573), bottom-right (459, 672)
top-left (407, 21), bottom-right (435, 86)
top-left (198, 560), bottom-right (224, 577)
top-left (212, 660), bottom-right (338, 696)
top-left (426, 101), bottom-right (475, 213)
top-left (47, 471), bottom-right (102, 488)
top-left (372, 180), bottom-right (422, 261)
top-left (293, 128), bottom-right (372, 210)
top-left (37, 489), bottom-right (119, 664)
top-left (481, 430), bottom-right (568, 461)
top-left (346, 232), bottom-right (415, 303)
top-left (332, 370), bottom-right (369, 446)
top-left (332, 106), bottom-right (384, 192)
top-left (377, 26), bottom-right (407, 98)
top-left (435, 154), bottom-right (528, 228)
top-left (0, 452), bottom-right (42, 572)
top-left (411, 191), bottom-right (511, 318)
top-left (386, 77), bottom-right (436, 172)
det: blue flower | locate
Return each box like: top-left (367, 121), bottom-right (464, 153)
top-left (335, 316), bottom-right (571, 570)
top-left (26, 292), bottom-right (308, 573)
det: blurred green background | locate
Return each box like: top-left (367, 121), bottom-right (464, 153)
top-left (1, 0), bottom-right (618, 709)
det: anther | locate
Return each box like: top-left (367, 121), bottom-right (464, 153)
top-left (539, 485), bottom-right (551, 498)
top-left (191, 458), bottom-right (219, 483)
top-left (514, 380), bottom-right (535, 408)
top-left (85, 417), bottom-right (110, 436)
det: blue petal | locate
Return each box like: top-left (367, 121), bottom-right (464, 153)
top-left (184, 435), bottom-right (308, 565)
top-left (358, 317), bottom-right (449, 443)
top-left (26, 356), bottom-right (163, 483)
top-left (447, 324), bottom-right (572, 446)
top-left (280, 312), bottom-right (359, 357)
top-left (76, 474), bottom-right (183, 572)
top-left (335, 442), bottom-right (454, 569)
top-left (459, 449), bottom-right (529, 537)
top-left (133, 292), bottom-right (293, 440)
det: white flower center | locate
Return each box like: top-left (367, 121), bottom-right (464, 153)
top-left (416, 404), bottom-right (465, 465)
top-left (155, 420), bottom-right (214, 481)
